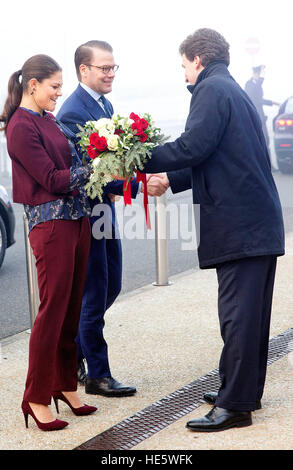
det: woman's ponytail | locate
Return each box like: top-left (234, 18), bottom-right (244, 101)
top-left (0, 54), bottom-right (61, 134)
top-left (0, 69), bottom-right (23, 134)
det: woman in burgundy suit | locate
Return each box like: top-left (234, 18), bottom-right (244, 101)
top-left (0, 54), bottom-right (97, 431)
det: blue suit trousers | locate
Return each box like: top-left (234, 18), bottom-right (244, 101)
top-left (76, 225), bottom-right (122, 379)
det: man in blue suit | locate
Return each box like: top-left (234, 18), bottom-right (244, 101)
top-left (57, 40), bottom-right (168, 396)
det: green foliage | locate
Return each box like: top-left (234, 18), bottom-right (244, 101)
top-left (77, 114), bottom-right (169, 202)
top-left (85, 143), bottom-right (153, 202)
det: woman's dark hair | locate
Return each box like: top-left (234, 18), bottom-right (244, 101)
top-left (0, 54), bottom-right (62, 134)
top-left (179, 28), bottom-right (230, 67)
top-left (74, 40), bottom-right (113, 80)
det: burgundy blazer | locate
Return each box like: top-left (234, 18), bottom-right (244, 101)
top-left (7, 108), bottom-right (72, 205)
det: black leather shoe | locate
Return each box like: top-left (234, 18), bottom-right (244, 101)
top-left (85, 377), bottom-right (137, 397)
top-left (203, 391), bottom-right (262, 410)
top-left (186, 406), bottom-right (252, 432)
top-left (77, 359), bottom-right (87, 385)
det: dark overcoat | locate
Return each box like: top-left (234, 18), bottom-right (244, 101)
top-left (244, 77), bottom-right (273, 126)
top-left (144, 62), bottom-right (284, 269)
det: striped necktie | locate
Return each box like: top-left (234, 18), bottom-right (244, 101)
top-left (98, 95), bottom-right (111, 117)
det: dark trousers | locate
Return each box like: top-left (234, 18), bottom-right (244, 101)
top-left (215, 255), bottom-right (277, 411)
top-left (23, 218), bottom-right (90, 405)
top-left (76, 232), bottom-right (122, 379)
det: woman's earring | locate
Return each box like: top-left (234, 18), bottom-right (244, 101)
top-left (30, 89), bottom-right (35, 95)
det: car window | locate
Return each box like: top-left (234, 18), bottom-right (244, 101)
top-left (285, 97), bottom-right (293, 113)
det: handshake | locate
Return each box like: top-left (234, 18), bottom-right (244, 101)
top-left (141, 173), bottom-right (170, 197)
top-left (108, 173), bottom-right (170, 202)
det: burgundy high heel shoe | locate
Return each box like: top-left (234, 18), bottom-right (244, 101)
top-left (52, 392), bottom-right (97, 416)
top-left (21, 401), bottom-right (68, 431)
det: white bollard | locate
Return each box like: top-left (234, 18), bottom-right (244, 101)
top-left (153, 193), bottom-right (171, 286)
top-left (23, 213), bottom-right (40, 327)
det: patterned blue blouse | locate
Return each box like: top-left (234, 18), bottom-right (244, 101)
top-left (21, 108), bottom-right (92, 231)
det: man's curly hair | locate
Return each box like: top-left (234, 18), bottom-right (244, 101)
top-left (179, 28), bottom-right (230, 67)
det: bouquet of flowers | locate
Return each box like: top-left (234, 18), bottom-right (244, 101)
top-left (76, 112), bottom-right (167, 205)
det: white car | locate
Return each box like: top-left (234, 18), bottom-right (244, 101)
top-left (273, 96), bottom-right (293, 173)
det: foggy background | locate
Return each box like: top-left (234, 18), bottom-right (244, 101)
top-left (0, 0), bottom-right (292, 134)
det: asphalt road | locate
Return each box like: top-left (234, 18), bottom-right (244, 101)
top-left (1, 171), bottom-right (293, 340)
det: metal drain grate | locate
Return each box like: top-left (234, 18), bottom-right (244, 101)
top-left (267, 328), bottom-right (293, 365)
top-left (75, 327), bottom-right (293, 450)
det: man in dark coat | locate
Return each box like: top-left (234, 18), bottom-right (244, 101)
top-left (245, 65), bottom-right (279, 151)
top-left (142, 28), bottom-right (285, 432)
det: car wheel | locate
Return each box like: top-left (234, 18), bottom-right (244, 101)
top-left (0, 215), bottom-right (7, 269)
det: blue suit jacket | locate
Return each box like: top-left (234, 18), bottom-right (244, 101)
top-left (56, 84), bottom-right (139, 224)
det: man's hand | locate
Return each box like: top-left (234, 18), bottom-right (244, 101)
top-left (108, 194), bottom-right (122, 202)
top-left (141, 173), bottom-right (169, 197)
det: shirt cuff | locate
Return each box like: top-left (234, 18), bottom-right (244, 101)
top-left (69, 164), bottom-right (92, 191)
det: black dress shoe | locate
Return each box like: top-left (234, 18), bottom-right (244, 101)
top-left (203, 391), bottom-right (262, 410)
top-left (85, 376), bottom-right (137, 397)
top-left (77, 359), bottom-right (87, 385)
top-left (186, 406), bottom-right (252, 432)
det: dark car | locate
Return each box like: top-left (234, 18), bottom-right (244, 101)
top-left (0, 184), bottom-right (15, 268)
top-left (273, 96), bottom-right (293, 173)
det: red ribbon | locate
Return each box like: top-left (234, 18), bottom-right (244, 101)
top-left (136, 171), bottom-right (151, 230)
top-left (123, 178), bottom-right (132, 206)
top-left (122, 173), bottom-right (151, 230)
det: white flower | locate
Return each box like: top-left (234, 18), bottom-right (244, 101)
top-left (94, 118), bottom-right (112, 131)
top-left (92, 157), bottom-right (101, 167)
top-left (113, 116), bottom-right (132, 130)
top-left (121, 117), bottom-right (132, 129)
top-left (107, 134), bottom-right (119, 151)
top-left (98, 128), bottom-right (112, 140)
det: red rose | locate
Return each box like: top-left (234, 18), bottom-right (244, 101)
top-left (130, 112), bottom-right (140, 122)
top-left (89, 132), bottom-right (108, 153)
top-left (139, 133), bottom-right (148, 143)
top-left (114, 128), bottom-right (124, 136)
top-left (130, 113), bottom-right (149, 138)
top-left (131, 121), bottom-right (144, 136)
top-left (87, 145), bottom-right (99, 159)
top-left (89, 132), bottom-right (99, 147)
top-left (140, 118), bottom-right (149, 130)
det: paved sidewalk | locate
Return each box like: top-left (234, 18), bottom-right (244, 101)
top-left (1, 234), bottom-right (293, 451)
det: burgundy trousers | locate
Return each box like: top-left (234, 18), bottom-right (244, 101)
top-left (23, 217), bottom-right (90, 405)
